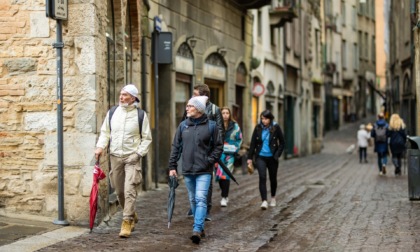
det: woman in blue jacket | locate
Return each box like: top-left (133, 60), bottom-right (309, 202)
top-left (247, 110), bottom-right (285, 210)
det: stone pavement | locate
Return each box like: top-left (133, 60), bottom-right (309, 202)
top-left (1, 117), bottom-right (420, 251)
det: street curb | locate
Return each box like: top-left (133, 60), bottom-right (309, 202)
top-left (0, 226), bottom-right (89, 252)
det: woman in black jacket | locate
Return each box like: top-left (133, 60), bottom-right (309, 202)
top-left (247, 110), bottom-right (285, 209)
top-left (387, 113), bottom-right (407, 176)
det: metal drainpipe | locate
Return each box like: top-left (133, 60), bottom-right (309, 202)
top-left (141, 36), bottom-right (148, 191)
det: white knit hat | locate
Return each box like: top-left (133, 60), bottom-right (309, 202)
top-left (188, 96), bottom-right (208, 113)
top-left (122, 84), bottom-right (140, 102)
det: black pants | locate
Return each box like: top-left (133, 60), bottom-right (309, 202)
top-left (255, 156), bottom-right (279, 201)
top-left (392, 153), bottom-right (403, 174)
top-left (359, 147), bottom-right (367, 162)
top-left (207, 173), bottom-right (213, 214)
top-left (219, 179), bottom-right (230, 198)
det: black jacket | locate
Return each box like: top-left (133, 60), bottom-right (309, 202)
top-left (387, 128), bottom-right (407, 155)
top-left (247, 122), bottom-right (285, 160)
top-left (169, 114), bottom-right (223, 175)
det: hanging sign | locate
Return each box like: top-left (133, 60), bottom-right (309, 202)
top-left (46, 0), bottom-right (68, 20)
top-left (252, 82), bottom-right (265, 97)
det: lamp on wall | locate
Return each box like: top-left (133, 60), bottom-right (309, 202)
top-left (217, 47), bottom-right (227, 57)
top-left (186, 35), bottom-right (197, 49)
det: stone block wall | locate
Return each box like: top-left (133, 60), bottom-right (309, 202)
top-left (0, 0), bottom-right (109, 224)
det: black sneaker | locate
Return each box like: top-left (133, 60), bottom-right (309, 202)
top-left (205, 216), bottom-right (212, 222)
top-left (187, 209), bottom-right (193, 218)
top-left (191, 232), bottom-right (201, 244)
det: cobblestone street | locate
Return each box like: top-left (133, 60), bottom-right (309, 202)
top-left (28, 121), bottom-right (420, 251)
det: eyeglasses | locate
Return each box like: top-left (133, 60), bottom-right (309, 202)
top-left (186, 105), bottom-right (194, 108)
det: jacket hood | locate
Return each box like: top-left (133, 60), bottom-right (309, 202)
top-left (376, 119), bottom-right (387, 127)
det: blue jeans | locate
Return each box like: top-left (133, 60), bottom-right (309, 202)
top-left (184, 174), bottom-right (211, 233)
top-left (377, 152), bottom-right (387, 171)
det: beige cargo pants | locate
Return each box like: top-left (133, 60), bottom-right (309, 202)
top-left (110, 153), bottom-right (142, 220)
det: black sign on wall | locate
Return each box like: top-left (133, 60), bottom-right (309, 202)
top-left (152, 32), bottom-right (173, 64)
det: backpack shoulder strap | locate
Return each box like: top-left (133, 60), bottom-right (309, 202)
top-left (137, 108), bottom-right (145, 139)
top-left (108, 105), bottom-right (118, 131)
top-left (209, 120), bottom-right (216, 136)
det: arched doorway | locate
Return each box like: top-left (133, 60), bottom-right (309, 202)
top-left (204, 53), bottom-right (226, 106)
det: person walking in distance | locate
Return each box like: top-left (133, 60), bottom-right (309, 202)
top-left (215, 107), bottom-right (243, 207)
top-left (95, 84), bottom-right (152, 238)
top-left (357, 124), bottom-right (370, 163)
top-left (387, 114), bottom-right (407, 176)
top-left (371, 112), bottom-right (389, 175)
top-left (168, 96), bottom-right (223, 244)
top-left (247, 110), bottom-right (285, 209)
top-left (183, 84), bottom-right (224, 221)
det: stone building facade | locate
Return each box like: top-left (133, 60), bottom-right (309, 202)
top-left (0, 0), bottom-right (150, 224)
top-left (0, 0), bottom-right (264, 224)
top-left (389, 0), bottom-right (416, 134)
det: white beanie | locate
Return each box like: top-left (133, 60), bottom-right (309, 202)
top-left (188, 96), bottom-right (208, 113)
top-left (122, 84), bottom-right (140, 102)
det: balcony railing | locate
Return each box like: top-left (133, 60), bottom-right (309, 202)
top-left (269, 0), bottom-right (298, 27)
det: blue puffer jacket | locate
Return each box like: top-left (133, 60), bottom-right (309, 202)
top-left (371, 119), bottom-right (389, 153)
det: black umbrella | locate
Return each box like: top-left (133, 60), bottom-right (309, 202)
top-left (167, 175), bottom-right (179, 228)
top-left (217, 159), bottom-right (239, 185)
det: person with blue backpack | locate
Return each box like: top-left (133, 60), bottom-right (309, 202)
top-left (168, 95), bottom-right (223, 244)
top-left (371, 112), bottom-right (389, 175)
top-left (387, 113), bottom-right (407, 176)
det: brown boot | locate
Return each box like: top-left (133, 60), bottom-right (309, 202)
top-left (131, 213), bottom-right (138, 231)
top-left (119, 219), bottom-right (132, 238)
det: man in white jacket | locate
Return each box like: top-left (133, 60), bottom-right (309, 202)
top-left (95, 84), bottom-right (152, 238)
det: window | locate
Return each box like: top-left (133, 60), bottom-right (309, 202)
top-left (354, 43), bottom-right (358, 70)
top-left (341, 2), bottom-right (346, 26)
top-left (342, 40), bottom-right (347, 69)
top-left (365, 33), bottom-right (369, 60)
top-left (352, 6), bottom-right (357, 30)
top-left (372, 36), bottom-right (375, 63)
top-left (258, 10), bottom-right (262, 38)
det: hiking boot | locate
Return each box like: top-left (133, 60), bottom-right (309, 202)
top-left (130, 213), bottom-right (138, 231)
top-left (261, 200), bottom-right (268, 210)
top-left (270, 198), bottom-right (276, 207)
top-left (191, 232), bottom-right (201, 244)
top-left (200, 230), bottom-right (206, 238)
top-left (119, 219), bottom-right (133, 238)
top-left (382, 165), bottom-right (387, 175)
top-left (220, 197), bottom-right (228, 207)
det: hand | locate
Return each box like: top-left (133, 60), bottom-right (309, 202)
top-left (247, 159), bottom-right (253, 165)
top-left (95, 148), bottom-right (103, 161)
top-left (169, 170), bottom-right (177, 177)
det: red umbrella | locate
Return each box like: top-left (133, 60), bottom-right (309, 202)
top-left (89, 161), bottom-right (106, 232)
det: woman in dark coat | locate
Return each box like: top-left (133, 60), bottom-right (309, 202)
top-left (247, 110), bottom-right (285, 210)
top-left (387, 114), bottom-right (407, 176)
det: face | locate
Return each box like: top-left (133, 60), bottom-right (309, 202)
top-left (222, 109), bottom-right (230, 122)
top-left (193, 89), bottom-right (200, 97)
top-left (261, 116), bottom-right (270, 126)
top-left (186, 104), bottom-right (201, 118)
top-left (119, 90), bottom-right (135, 106)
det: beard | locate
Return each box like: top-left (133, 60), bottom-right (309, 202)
top-left (119, 102), bottom-right (129, 107)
